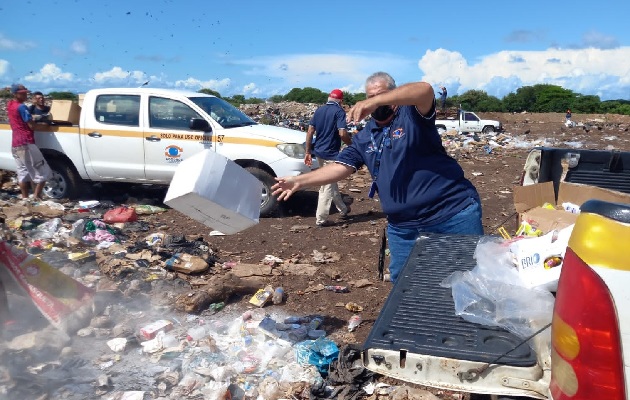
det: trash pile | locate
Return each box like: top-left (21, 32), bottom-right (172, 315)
top-left (240, 102), bottom-right (564, 154)
top-left (0, 192), bottom-right (426, 399)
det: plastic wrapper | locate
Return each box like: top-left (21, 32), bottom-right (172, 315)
top-left (442, 237), bottom-right (554, 347)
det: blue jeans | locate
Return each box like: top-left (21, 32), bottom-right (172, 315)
top-left (387, 200), bottom-right (483, 282)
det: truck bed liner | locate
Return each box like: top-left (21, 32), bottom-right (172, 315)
top-left (363, 233), bottom-right (537, 367)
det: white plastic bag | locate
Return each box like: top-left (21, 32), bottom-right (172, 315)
top-left (442, 237), bottom-right (554, 342)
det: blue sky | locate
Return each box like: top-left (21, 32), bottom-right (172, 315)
top-left (2, 0), bottom-right (629, 100)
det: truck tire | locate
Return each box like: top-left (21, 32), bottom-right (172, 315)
top-left (482, 125), bottom-right (495, 134)
top-left (245, 167), bottom-right (278, 217)
top-left (43, 158), bottom-right (82, 199)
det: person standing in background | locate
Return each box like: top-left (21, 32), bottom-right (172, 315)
top-left (304, 89), bottom-right (352, 227)
top-left (6, 84), bottom-right (52, 200)
top-left (28, 91), bottom-right (51, 123)
top-left (438, 86), bottom-right (448, 112)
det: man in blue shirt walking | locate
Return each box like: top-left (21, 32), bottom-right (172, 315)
top-left (304, 89), bottom-right (352, 226)
top-left (273, 72), bottom-right (483, 282)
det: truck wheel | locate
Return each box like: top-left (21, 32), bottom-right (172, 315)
top-left (43, 158), bottom-right (81, 199)
top-left (245, 167), bottom-right (278, 217)
top-left (482, 125), bottom-right (495, 134)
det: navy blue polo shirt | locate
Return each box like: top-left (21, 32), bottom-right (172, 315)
top-left (336, 104), bottom-right (479, 228)
top-left (309, 101), bottom-right (347, 160)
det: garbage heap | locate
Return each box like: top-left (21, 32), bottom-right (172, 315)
top-left (0, 194), bottom-right (434, 399)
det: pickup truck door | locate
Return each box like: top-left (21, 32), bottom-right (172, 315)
top-left (462, 112), bottom-right (482, 133)
top-left (143, 96), bottom-right (213, 181)
top-left (82, 94), bottom-right (145, 179)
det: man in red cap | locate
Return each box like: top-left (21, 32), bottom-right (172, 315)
top-left (6, 83), bottom-right (52, 200)
top-left (304, 89), bottom-right (352, 226)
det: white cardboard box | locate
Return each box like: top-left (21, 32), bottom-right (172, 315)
top-left (163, 150), bottom-right (262, 235)
top-left (509, 224), bottom-right (574, 291)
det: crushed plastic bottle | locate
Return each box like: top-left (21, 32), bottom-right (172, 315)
top-left (348, 314), bottom-right (362, 332)
top-left (308, 316), bottom-right (323, 331)
top-left (187, 325), bottom-right (209, 341)
top-left (324, 285), bottom-right (349, 293)
top-left (272, 287), bottom-right (284, 304)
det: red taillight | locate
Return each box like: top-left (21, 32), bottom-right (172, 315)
top-left (550, 248), bottom-right (625, 399)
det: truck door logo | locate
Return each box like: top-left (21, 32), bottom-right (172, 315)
top-left (164, 145), bottom-right (184, 163)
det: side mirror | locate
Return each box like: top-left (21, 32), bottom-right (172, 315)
top-left (190, 118), bottom-right (211, 132)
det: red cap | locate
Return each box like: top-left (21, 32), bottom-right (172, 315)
top-left (329, 89), bottom-right (343, 100)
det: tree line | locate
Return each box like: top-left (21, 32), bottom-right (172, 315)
top-left (2, 84), bottom-right (628, 115)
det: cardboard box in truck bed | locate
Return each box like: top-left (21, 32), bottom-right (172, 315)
top-left (50, 100), bottom-right (81, 125)
top-left (513, 181), bottom-right (630, 233)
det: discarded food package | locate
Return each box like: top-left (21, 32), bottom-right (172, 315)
top-left (138, 319), bottom-right (173, 340)
top-left (509, 224), bottom-right (574, 291)
top-left (103, 206), bottom-right (138, 223)
top-left (165, 253), bottom-right (209, 274)
top-left (249, 286), bottom-right (273, 307)
top-left (295, 337), bottom-right (339, 375)
top-left (163, 149), bottom-right (262, 235)
top-left (0, 241), bottom-right (94, 331)
top-left (513, 181), bottom-right (630, 234)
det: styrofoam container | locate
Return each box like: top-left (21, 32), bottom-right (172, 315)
top-left (163, 149), bottom-right (262, 234)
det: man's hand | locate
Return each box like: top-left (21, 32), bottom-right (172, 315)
top-left (346, 98), bottom-right (378, 124)
top-left (272, 176), bottom-right (301, 201)
top-left (304, 153), bottom-right (312, 167)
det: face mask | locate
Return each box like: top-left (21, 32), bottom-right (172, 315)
top-left (371, 105), bottom-right (394, 121)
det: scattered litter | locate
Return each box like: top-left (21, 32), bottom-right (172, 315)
top-left (348, 314), bottom-right (362, 332)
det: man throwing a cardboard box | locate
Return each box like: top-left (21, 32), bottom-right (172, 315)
top-left (6, 84), bottom-right (52, 200)
top-left (272, 72), bottom-right (483, 282)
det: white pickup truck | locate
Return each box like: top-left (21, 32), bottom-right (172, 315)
top-left (436, 110), bottom-right (503, 133)
top-left (364, 148), bottom-right (630, 400)
top-left (0, 88), bottom-right (313, 216)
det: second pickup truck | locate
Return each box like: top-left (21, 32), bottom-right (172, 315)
top-left (436, 110), bottom-right (503, 134)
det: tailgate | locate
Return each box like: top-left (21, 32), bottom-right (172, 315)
top-left (363, 233), bottom-right (548, 398)
top-left (536, 148), bottom-right (630, 194)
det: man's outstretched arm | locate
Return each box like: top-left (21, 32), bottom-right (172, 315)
top-left (272, 162), bottom-right (354, 201)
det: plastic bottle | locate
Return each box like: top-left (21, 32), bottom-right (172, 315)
top-left (348, 314), bottom-right (362, 332)
top-left (284, 316), bottom-right (310, 324)
top-left (308, 316), bottom-right (323, 331)
top-left (187, 325), bottom-right (209, 341)
top-left (272, 287), bottom-right (284, 304)
top-left (324, 285), bottom-right (349, 293)
top-left (287, 326), bottom-right (308, 342)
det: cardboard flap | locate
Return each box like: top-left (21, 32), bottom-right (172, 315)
top-left (521, 207), bottom-right (578, 233)
top-left (513, 181), bottom-right (556, 213)
top-left (558, 182), bottom-right (630, 206)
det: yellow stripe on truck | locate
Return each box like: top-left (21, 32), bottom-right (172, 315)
top-left (568, 212), bottom-right (630, 271)
top-left (1, 123), bottom-right (281, 147)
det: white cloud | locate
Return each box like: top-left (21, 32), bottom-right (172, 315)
top-left (418, 47), bottom-right (630, 100)
top-left (174, 77), bottom-right (231, 92)
top-left (242, 83), bottom-right (260, 95)
top-left (70, 39), bottom-right (88, 55)
top-left (0, 60), bottom-right (9, 76)
top-left (234, 52), bottom-right (410, 93)
top-left (0, 34), bottom-right (35, 51)
top-left (24, 63), bottom-right (73, 83)
top-left (93, 67), bottom-right (146, 84)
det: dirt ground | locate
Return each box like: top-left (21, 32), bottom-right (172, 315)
top-left (1, 111), bottom-right (629, 399)
top-left (130, 111), bottom-right (630, 344)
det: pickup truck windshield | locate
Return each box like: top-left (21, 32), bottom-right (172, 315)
top-left (189, 96), bottom-right (256, 129)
